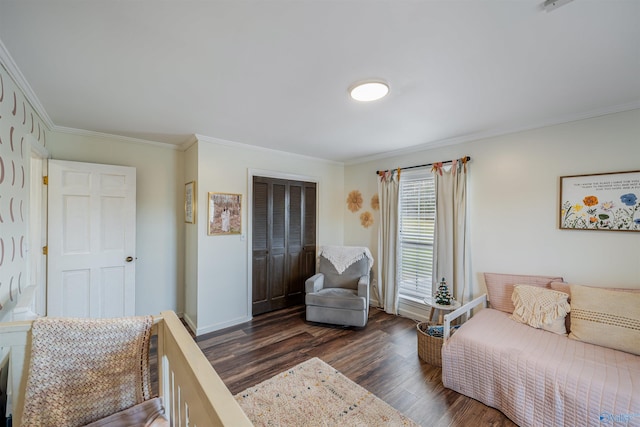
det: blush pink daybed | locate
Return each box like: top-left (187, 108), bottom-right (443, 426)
top-left (441, 274), bottom-right (640, 427)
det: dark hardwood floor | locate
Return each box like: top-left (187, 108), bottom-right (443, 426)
top-left (193, 305), bottom-right (516, 427)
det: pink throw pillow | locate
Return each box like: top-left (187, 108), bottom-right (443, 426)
top-left (483, 273), bottom-right (564, 314)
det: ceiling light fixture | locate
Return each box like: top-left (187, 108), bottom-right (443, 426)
top-left (349, 81), bottom-right (390, 102)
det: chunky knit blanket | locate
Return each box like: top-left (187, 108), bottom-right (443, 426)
top-left (319, 246), bottom-right (373, 274)
top-left (20, 316), bottom-right (154, 427)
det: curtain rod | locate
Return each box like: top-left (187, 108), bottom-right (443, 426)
top-left (375, 156), bottom-right (471, 175)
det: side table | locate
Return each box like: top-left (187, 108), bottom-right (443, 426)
top-left (424, 297), bottom-right (461, 325)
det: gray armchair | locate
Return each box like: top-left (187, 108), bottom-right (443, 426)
top-left (305, 247), bottom-right (372, 327)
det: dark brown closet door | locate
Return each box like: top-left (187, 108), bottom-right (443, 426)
top-left (287, 183), bottom-right (304, 299)
top-left (302, 182), bottom-right (317, 282)
top-left (252, 176), bottom-right (316, 315)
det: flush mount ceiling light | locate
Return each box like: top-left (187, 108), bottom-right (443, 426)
top-left (349, 81), bottom-right (389, 102)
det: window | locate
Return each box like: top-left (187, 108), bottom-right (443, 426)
top-left (398, 170), bottom-right (435, 301)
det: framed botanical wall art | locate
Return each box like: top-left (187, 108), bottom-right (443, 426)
top-left (185, 181), bottom-right (196, 224)
top-left (559, 170), bottom-right (640, 232)
top-left (208, 192), bottom-right (242, 235)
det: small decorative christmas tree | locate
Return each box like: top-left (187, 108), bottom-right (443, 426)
top-left (434, 277), bottom-right (453, 305)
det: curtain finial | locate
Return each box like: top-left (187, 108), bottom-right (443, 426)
top-left (461, 156), bottom-right (468, 173)
top-left (432, 162), bottom-right (443, 176)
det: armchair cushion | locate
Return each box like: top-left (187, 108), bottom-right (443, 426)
top-left (305, 288), bottom-right (367, 311)
top-left (319, 257), bottom-right (369, 290)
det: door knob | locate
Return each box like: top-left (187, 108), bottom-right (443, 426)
top-left (126, 256), bottom-right (134, 262)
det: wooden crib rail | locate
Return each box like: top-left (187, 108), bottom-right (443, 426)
top-left (0, 311), bottom-right (252, 427)
top-left (157, 310), bottom-right (252, 427)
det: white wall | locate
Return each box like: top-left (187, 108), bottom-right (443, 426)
top-left (47, 132), bottom-right (185, 316)
top-left (189, 137), bottom-right (345, 335)
top-left (345, 109), bottom-right (640, 301)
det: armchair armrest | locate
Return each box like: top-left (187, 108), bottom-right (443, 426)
top-left (442, 294), bottom-right (487, 343)
top-left (357, 275), bottom-right (369, 299)
top-left (305, 273), bottom-right (325, 293)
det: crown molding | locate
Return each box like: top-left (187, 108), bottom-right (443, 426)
top-left (0, 38), bottom-right (55, 130)
top-left (345, 102), bottom-right (640, 166)
top-left (54, 126), bottom-right (184, 150)
top-left (194, 133), bottom-right (344, 166)
top-left (180, 134), bottom-right (199, 151)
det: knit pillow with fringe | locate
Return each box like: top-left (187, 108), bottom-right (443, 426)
top-left (510, 285), bottom-right (570, 335)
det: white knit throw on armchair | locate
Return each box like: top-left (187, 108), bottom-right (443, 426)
top-left (319, 246), bottom-right (374, 274)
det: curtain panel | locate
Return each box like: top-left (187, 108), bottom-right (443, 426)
top-left (376, 170), bottom-right (400, 314)
top-left (432, 159), bottom-right (471, 304)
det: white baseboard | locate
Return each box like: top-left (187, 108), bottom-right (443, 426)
top-left (182, 313), bottom-right (197, 335)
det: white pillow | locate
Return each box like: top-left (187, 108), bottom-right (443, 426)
top-left (510, 284), bottom-right (570, 335)
top-left (569, 285), bottom-right (640, 355)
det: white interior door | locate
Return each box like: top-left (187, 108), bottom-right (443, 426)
top-left (47, 159), bottom-right (136, 318)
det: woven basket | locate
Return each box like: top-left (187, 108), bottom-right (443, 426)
top-left (416, 321), bottom-right (442, 367)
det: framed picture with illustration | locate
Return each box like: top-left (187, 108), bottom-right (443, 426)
top-left (184, 181), bottom-right (196, 224)
top-left (559, 170), bottom-right (640, 232)
top-left (208, 192), bottom-right (242, 235)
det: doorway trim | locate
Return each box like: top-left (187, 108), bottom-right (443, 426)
top-left (246, 168), bottom-right (320, 320)
top-left (26, 135), bottom-right (49, 317)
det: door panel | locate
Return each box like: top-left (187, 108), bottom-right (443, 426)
top-left (251, 180), bottom-right (270, 314)
top-left (101, 266), bottom-right (126, 318)
top-left (48, 159), bottom-right (136, 318)
top-left (270, 253), bottom-right (286, 299)
top-left (287, 183), bottom-right (304, 302)
top-left (102, 197), bottom-right (125, 250)
top-left (252, 181), bottom-right (269, 306)
top-left (252, 254), bottom-right (268, 304)
top-left (62, 195), bottom-right (90, 253)
top-left (62, 269), bottom-right (91, 318)
top-left (287, 251), bottom-right (303, 296)
top-left (271, 183), bottom-right (286, 250)
top-left (289, 185), bottom-right (302, 246)
top-left (302, 183), bottom-right (317, 286)
top-left (270, 182), bottom-right (286, 303)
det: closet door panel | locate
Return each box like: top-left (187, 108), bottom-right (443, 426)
top-left (302, 183), bottom-right (317, 282)
top-left (270, 182), bottom-right (287, 303)
top-left (252, 179), bottom-right (270, 312)
top-left (287, 183), bottom-right (304, 298)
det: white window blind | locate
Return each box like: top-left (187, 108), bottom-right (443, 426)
top-left (398, 170), bottom-right (435, 300)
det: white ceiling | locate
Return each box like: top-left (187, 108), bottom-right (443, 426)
top-left (0, 0), bottom-right (638, 163)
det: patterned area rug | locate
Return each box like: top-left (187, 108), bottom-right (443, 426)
top-left (235, 357), bottom-right (419, 426)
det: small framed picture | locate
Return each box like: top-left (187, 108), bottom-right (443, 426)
top-left (185, 181), bottom-right (196, 224)
top-left (208, 192), bottom-right (242, 235)
top-left (559, 170), bottom-right (640, 232)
